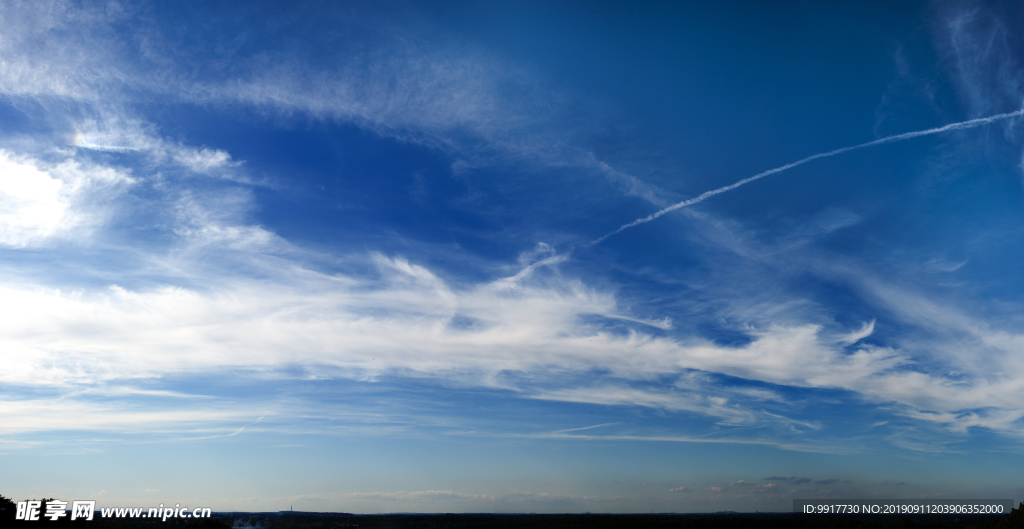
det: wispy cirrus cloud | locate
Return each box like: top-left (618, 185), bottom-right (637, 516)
top-left (2, 236), bottom-right (1023, 441)
top-left (0, 0), bottom-right (673, 210)
top-left (938, 5), bottom-right (1024, 119)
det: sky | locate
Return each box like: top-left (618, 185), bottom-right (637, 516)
top-left (1, 0), bottom-right (1024, 514)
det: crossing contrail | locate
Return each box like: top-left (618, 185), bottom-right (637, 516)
top-left (593, 108), bottom-right (1024, 245)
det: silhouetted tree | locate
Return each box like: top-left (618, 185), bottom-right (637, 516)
top-left (37, 499), bottom-right (55, 523)
top-left (186, 518), bottom-right (231, 529)
top-left (995, 501), bottom-right (1024, 529)
top-left (0, 495), bottom-right (16, 527)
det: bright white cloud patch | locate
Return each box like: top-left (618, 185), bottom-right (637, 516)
top-left (0, 151), bottom-right (66, 245)
top-left (0, 150), bottom-right (133, 246)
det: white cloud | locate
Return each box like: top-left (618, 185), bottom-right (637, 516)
top-left (1, 245), bottom-right (1022, 438)
top-left (0, 149), bottom-right (132, 246)
top-left (0, 397), bottom-right (257, 435)
top-left (69, 117), bottom-right (245, 180)
top-left (837, 319), bottom-right (875, 345)
top-left (0, 151), bottom-right (66, 245)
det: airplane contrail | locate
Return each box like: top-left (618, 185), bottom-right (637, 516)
top-left (592, 108), bottom-right (1024, 245)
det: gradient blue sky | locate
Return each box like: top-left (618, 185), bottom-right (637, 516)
top-left (2, 0), bottom-right (1024, 513)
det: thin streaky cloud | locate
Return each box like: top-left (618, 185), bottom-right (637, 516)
top-left (593, 108), bottom-right (1024, 244)
top-left (178, 414), bottom-right (267, 441)
top-left (483, 431), bottom-right (852, 455)
top-left (553, 422), bottom-right (620, 433)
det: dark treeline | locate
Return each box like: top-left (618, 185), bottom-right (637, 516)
top-left (3, 496), bottom-right (1023, 529)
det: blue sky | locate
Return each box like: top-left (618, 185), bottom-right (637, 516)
top-left (2, 0), bottom-right (1024, 513)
